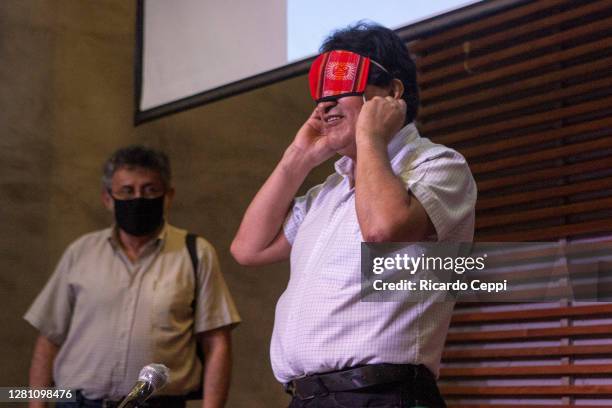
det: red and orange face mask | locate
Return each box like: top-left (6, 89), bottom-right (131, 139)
top-left (308, 50), bottom-right (388, 103)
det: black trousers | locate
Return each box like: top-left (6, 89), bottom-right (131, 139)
top-left (55, 402), bottom-right (185, 408)
top-left (287, 381), bottom-right (447, 408)
top-left (55, 391), bottom-right (186, 408)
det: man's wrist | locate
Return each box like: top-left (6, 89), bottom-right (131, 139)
top-left (280, 145), bottom-right (316, 177)
top-left (356, 130), bottom-right (388, 152)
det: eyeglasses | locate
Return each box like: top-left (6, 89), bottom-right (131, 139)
top-left (109, 186), bottom-right (165, 200)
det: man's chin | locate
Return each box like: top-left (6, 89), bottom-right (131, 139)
top-left (326, 133), bottom-right (355, 151)
top-left (332, 143), bottom-right (357, 159)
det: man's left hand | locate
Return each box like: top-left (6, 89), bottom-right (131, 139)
top-left (356, 96), bottom-right (406, 146)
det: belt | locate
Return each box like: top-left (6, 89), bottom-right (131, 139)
top-left (284, 363), bottom-right (435, 400)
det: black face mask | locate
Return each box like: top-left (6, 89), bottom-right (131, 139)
top-left (113, 196), bottom-right (165, 236)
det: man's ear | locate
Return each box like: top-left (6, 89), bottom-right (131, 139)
top-left (102, 189), bottom-right (114, 211)
top-left (390, 79), bottom-right (404, 99)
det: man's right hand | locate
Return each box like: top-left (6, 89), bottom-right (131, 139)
top-left (287, 108), bottom-right (336, 170)
top-left (231, 107), bottom-right (337, 266)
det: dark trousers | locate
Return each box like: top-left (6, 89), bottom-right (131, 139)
top-left (287, 381), bottom-right (447, 408)
top-left (55, 391), bottom-right (186, 408)
top-left (55, 401), bottom-right (186, 408)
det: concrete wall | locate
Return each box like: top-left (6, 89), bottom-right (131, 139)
top-left (0, 2), bottom-right (331, 407)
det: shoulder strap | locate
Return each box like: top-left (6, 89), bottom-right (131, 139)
top-left (186, 233), bottom-right (198, 275)
top-left (185, 233), bottom-right (199, 311)
top-left (185, 232), bottom-right (205, 400)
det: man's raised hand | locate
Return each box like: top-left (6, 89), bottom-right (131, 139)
top-left (288, 107), bottom-right (336, 169)
top-left (356, 96), bottom-right (406, 147)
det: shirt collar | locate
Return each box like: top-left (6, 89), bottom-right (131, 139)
top-left (387, 122), bottom-right (418, 161)
top-left (334, 123), bottom-right (419, 179)
top-left (334, 155), bottom-right (354, 178)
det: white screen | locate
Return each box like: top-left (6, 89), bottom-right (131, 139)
top-left (141, 0), bottom-right (287, 111)
top-left (287, 0), bottom-right (478, 61)
top-left (140, 0), bottom-right (480, 112)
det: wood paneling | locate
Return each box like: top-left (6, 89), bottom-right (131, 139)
top-left (410, 1), bottom-right (612, 404)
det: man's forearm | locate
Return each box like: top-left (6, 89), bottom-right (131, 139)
top-left (231, 146), bottom-right (312, 265)
top-left (28, 335), bottom-right (59, 408)
top-left (355, 137), bottom-right (412, 241)
top-left (200, 330), bottom-right (232, 408)
top-left (356, 131), bottom-right (434, 242)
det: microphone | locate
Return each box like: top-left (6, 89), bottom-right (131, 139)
top-left (117, 363), bottom-right (169, 408)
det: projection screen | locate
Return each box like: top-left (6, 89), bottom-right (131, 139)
top-left (134, 0), bottom-right (527, 124)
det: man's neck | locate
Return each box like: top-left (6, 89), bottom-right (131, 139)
top-left (117, 227), bottom-right (161, 262)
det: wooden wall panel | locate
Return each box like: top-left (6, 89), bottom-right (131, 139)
top-left (408, 0), bottom-right (612, 405)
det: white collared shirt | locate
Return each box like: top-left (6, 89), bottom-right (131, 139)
top-left (271, 123), bottom-right (477, 383)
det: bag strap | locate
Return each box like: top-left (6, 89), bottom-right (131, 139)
top-left (186, 233), bottom-right (199, 310)
top-left (185, 232), bottom-right (205, 400)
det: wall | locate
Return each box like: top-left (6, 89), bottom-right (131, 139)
top-left (0, 1), bottom-right (330, 407)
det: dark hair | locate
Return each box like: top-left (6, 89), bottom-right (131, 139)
top-left (320, 22), bottom-right (419, 124)
top-left (102, 145), bottom-right (171, 190)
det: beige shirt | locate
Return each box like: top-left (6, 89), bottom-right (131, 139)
top-left (272, 124), bottom-right (477, 383)
top-left (24, 224), bottom-right (241, 399)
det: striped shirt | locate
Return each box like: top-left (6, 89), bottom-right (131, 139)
top-left (271, 123), bottom-right (477, 383)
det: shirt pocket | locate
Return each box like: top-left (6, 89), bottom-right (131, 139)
top-left (315, 201), bottom-right (364, 289)
top-left (151, 267), bottom-right (194, 330)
